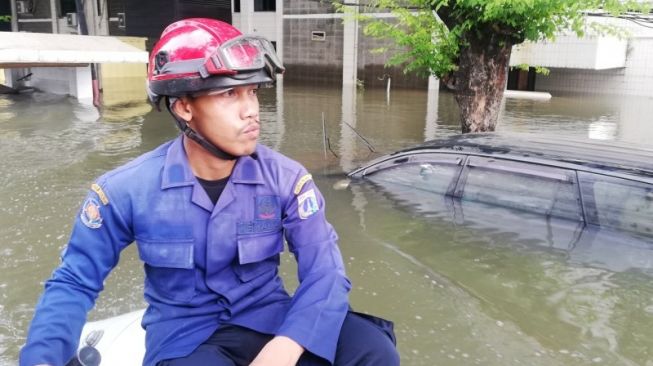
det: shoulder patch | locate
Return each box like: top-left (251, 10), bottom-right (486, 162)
top-left (81, 198), bottom-right (103, 229)
top-left (293, 174), bottom-right (313, 195)
top-left (91, 183), bottom-right (109, 205)
top-left (297, 188), bottom-right (319, 219)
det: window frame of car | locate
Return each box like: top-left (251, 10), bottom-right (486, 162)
top-left (453, 155), bottom-right (584, 222)
top-left (350, 148), bottom-right (653, 233)
top-left (577, 171), bottom-right (653, 239)
top-left (354, 152), bottom-right (465, 196)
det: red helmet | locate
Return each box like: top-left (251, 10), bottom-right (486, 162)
top-left (147, 18), bottom-right (284, 106)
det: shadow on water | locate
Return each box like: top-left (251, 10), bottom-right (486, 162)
top-left (1, 81), bottom-right (653, 365)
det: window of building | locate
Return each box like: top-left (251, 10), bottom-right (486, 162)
top-left (59, 0), bottom-right (77, 16)
top-left (254, 0), bottom-right (275, 11)
top-left (233, 0), bottom-right (275, 12)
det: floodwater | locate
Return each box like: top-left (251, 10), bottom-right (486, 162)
top-left (1, 80), bottom-right (653, 365)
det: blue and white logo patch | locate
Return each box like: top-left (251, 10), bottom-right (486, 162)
top-left (297, 189), bottom-right (319, 219)
top-left (80, 198), bottom-right (103, 229)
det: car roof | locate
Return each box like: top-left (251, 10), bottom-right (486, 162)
top-left (350, 133), bottom-right (653, 181)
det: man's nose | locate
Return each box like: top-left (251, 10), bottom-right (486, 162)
top-left (241, 95), bottom-right (259, 120)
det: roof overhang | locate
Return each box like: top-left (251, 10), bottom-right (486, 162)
top-left (0, 32), bottom-right (149, 68)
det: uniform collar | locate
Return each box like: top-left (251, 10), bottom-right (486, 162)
top-left (161, 136), bottom-right (264, 189)
top-left (231, 152), bottom-right (264, 185)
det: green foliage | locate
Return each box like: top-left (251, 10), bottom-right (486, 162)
top-left (335, 0), bottom-right (650, 78)
top-left (0, 15), bottom-right (11, 23)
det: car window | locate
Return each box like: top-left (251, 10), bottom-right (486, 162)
top-left (457, 157), bottom-right (582, 221)
top-left (364, 153), bottom-right (464, 195)
top-left (579, 172), bottom-right (653, 238)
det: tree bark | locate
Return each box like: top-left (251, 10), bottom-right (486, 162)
top-left (452, 32), bottom-right (513, 133)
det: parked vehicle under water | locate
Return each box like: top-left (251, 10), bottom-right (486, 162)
top-left (349, 133), bottom-right (653, 274)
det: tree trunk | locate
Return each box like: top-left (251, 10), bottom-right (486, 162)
top-left (453, 33), bottom-right (513, 133)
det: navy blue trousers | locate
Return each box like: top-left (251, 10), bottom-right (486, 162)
top-left (158, 311), bottom-right (399, 366)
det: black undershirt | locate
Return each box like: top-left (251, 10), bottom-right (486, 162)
top-left (196, 176), bottom-right (230, 205)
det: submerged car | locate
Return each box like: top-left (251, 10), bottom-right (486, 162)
top-left (348, 133), bottom-right (653, 273)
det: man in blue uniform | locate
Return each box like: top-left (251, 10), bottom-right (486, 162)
top-left (20, 18), bottom-right (399, 366)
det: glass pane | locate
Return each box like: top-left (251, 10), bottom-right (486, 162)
top-left (580, 173), bottom-right (653, 238)
top-left (461, 157), bottom-right (582, 221)
top-left (60, 0), bottom-right (77, 16)
top-left (254, 0), bottom-right (275, 11)
top-left (366, 155), bottom-right (463, 195)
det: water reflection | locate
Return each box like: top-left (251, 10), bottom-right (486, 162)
top-left (343, 179), bottom-right (653, 364)
top-left (0, 97), bottom-right (16, 123)
top-left (588, 118), bottom-right (618, 140)
top-left (2, 82), bottom-right (653, 365)
top-left (423, 86), bottom-right (439, 141)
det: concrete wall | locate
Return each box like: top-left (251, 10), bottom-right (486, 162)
top-left (284, 0), bottom-right (335, 15)
top-left (16, 0), bottom-right (107, 35)
top-left (281, 2), bottom-right (425, 88)
top-left (25, 66), bottom-right (93, 100)
top-left (100, 36), bottom-right (148, 105)
top-left (356, 23), bottom-right (428, 89)
top-left (232, 12), bottom-right (278, 41)
top-left (16, 0), bottom-right (55, 33)
top-left (511, 34), bottom-right (627, 70)
top-left (526, 17), bottom-right (653, 97)
top-left (282, 17), bottom-right (344, 84)
top-left (535, 38), bottom-right (653, 97)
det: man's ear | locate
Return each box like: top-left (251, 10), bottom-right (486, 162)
top-left (172, 97), bottom-right (193, 122)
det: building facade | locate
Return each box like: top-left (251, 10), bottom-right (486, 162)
top-left (7, 1), bottom-right (653, 95)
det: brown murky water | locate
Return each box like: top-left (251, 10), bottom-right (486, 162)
top-left (1, 80), bottom-right (653, 365)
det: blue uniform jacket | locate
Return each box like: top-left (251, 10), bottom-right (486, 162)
top-left (20, 136), bottom-right (351, 366)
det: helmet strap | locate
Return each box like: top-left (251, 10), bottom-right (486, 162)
top-left (166, 97), bottom-right (238, 161)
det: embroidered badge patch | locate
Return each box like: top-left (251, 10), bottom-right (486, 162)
top-left (80, 198), bottom-right (103, 229)
top-left (256, 195), bottom-right (280, 220)
top-left (297, 189), bottom-right (319, 219)
top-left (237, 196), bottom-right (282, 235)
top-left (293, 174), bottom-right (313, 195)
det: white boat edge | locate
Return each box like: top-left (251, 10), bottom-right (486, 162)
top-left (78, 309), bottom-right (146, 366)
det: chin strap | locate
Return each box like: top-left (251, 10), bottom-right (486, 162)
top-left (166, 97), bottom-right (238, 161)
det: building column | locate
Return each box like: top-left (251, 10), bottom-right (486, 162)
top-left (342, 1), bottom-right (359, 86)
top-left (274, 77), bottom-right (285, 150)
top-left (10, 0), bottom-right (18, 31)
top-left (275, 0), bottom-right (283, 64)
top-left (70, 65), bottom-right (93, 100)
top-left (240, 0), bottom-right (253, 33)
top-left (50, 0), bottom-right (59, 33)
top-left (339, 84), bottom-right (357, 172)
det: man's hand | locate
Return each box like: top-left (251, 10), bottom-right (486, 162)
top-left (250, 336), bottom-right (304, 366)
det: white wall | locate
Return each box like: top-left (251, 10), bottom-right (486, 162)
top-left (26, 66), bottom-right (93, 100)
top-left (511, 34), bottom-right (627, 70)
top-left (516, 16), bottom-right (653, 97)
top-left (232, 12), bottom-right (278, 41)
top-left (535, 38), bottom-right (653, 97)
